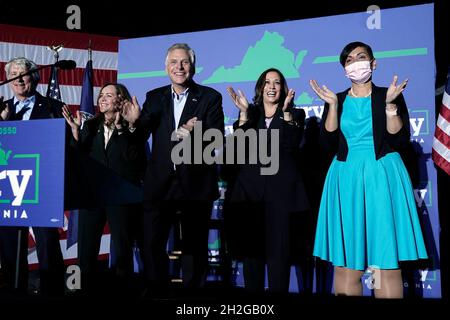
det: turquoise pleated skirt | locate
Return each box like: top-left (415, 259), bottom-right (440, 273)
top-left (313, 96), bottom-right (428, 270)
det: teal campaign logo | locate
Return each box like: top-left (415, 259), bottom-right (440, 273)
top-left (0, 142), bottom-right (12, 165)
top-left (409, 109), bottom-right (429, 143)
top-left (0, 142), bottom-right (40, 220)
top-left (414, 180), bottom-right (432, 208)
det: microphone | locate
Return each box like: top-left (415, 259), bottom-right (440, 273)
top-left (54, 60), bottom-right (76, 70)
top-left (0, 60), bottom-right (77, 87)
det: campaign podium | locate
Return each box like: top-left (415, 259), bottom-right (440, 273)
top-left (0, 119), bottom-right (66, 227)
top-left (0, 118), bottom-right (143, 228)
top-left (0, 118), bottom-right (143, 290)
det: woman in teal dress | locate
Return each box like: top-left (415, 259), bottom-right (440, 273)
top-left (309, 41), bottom-right (427, 298)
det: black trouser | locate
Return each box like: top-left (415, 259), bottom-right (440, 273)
top-left (143, 199), bottom-right (212, 290)
top-left (77, 204), bottom-right (141, 290)
top-left (0, 226), bottom-right (65, 295)
top-left (225, 201), bottom-right (292, 293)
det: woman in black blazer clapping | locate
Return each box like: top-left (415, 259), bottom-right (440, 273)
top-left (63, 83), bottom-right (146, 293)
top-left (225, 68), bottom-right (310, 293)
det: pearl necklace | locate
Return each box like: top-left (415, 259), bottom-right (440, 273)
top-left (350, 87), bottom-right (372, 98)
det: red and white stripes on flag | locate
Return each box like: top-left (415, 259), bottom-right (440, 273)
top-left (0, 24), bottom-right (119, 112)
top-left (432, 68), bottom-right (450, 176)
top-left (0, 23), bottom-right (119, 264)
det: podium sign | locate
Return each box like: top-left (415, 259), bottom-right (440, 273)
top-left (0, 119), bottom-right (65, 227)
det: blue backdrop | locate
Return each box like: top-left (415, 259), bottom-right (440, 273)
top-left (118, 4), bottom-right (439, 297)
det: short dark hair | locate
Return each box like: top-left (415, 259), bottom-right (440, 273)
top-left (339, 41), bottom-right (374, 67)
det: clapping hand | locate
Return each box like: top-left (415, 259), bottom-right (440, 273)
top-left (227, 86), bottom-right (249, 113)
top-left (62, 104), bottom-right (81, 129)
top-left (0, 96), bottom-right (10, 120)
top-left (282, 89), bottom-right (295, 111)
top-left (121, 96), bottom-right (141, 126)
top-left (176, 116), bottom-right (198, 140)
top-left (114, 112), bottom-right (123, 131)
top-left (62, 105), bottom-right (81, 140)
top-left (386, 75), bottom-right (408, 104)
top-left (309, 80), bottom-right (338, 106)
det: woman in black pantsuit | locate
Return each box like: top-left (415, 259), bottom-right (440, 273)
top-left (225, 68), bottom-right (309, 293)
top-left (63, 83), bottom-right (146, 292)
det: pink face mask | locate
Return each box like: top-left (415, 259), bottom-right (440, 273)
top-left (345, 60), bottom-right (373, 84)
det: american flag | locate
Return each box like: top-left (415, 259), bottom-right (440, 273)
top-left (66, 58), bottom-right (96, 250)
top-left (46, 65), bottom-right (62, 101)
top-left (0, 23), bottom-right (119, 265)
top-left (432, 68), bottom-right (450, 176)
top-left (0, 23), bottom-right (119, 114)
top-left (79, 59), bottom-right (95, 121)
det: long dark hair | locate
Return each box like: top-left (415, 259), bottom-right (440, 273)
top-left (95, 82), bottom-right (132, 127)
top-left (96, 82), bottom-right (132, 106)
top-left (252, 68), bottom-right (290, 109)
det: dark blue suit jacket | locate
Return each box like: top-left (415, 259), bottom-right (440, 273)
top-left (6, 91), bottom-right (63, 120)
top-left (229, 105), bottom-right (310, 213)
top-left (135, 81), bottom-right (224, 203)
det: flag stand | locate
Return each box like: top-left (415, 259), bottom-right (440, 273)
top-left (14, 229), bottom-right (21, 290)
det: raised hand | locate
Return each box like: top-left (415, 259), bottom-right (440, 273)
top-left (176, 116), bottom-right (198, 140)
top-left (62, 105), bottom-right (81, 129)
top-left (114, 112), bottom-right (123, 130)
top-left (386, 75), bottom-right (408, 104)
top-left (227, 86), bottom-right (249, 112)
top-left (282, 88), bottom-right (295, 111)
top-left (62, 105), bottom-right (81, 140)
top-left (121, 96), bottom-right (141, 125)
top-left (0, 96), bottom-right (10, 120)
top-left (0, 96), bottom-right (5, 112)
top-left (309, 80), bottom-right (338, 106)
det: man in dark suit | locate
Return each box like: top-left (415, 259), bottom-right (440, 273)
top-left (0, 57), bottom-right (65, 295)
top-left (125, 43), bottom-right (224, 293)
